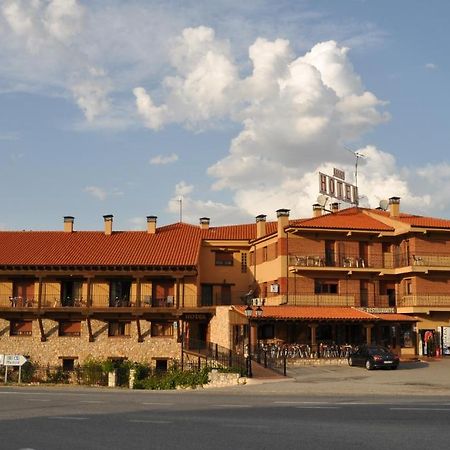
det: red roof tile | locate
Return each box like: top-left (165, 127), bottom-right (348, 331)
top-left (373, 313), bottom-right (418, 322)
top-left (290, 208), bottom-right (394, 231)
top-left (371, 210), bottom-right (450, 229)
top-left (0, 223), bottom-right (201, 267)
top-left (233, 306), bottom-right (377, 321)
top-left (233, 306), bottom-right (418, 322)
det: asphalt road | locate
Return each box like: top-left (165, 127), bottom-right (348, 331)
top-left (1, 385), bottom-right (450, 450)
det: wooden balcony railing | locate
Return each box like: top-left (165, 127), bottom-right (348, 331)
top-left (398, 295), bottom-right (450, 307)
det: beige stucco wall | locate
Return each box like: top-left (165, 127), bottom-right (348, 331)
top-left (0, 318), bottom-right (181, 367)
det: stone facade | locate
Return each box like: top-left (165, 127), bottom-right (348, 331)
top-left (0, 318), bottom-right (180, 367)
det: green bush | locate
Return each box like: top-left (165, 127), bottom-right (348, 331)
top-left (133, 367), bottom-right (209, 390)
top-left (20, 361), bottom-right (36, 383)
top-left (80, 357), bottom-right (106, 386)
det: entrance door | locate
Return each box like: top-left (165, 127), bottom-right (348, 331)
top-left (13, 280), bottom-right (35, 306)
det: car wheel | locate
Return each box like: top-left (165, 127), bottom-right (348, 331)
top-left (365, 360), bottom-right (372, 370)
top-left (348, 357), bottom-right (354, 367)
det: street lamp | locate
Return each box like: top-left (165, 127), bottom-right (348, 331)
top-left (244, 305), bottom-right (263, 377)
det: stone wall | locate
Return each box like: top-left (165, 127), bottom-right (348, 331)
top-left (0, 318), bottom-right (181, 367)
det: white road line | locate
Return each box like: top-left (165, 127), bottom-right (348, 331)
top-left (25, 399), bottom-right (51, 402)
top-left (141, 402), bottom-right (174, 406)
top-left (214, 404), bottom-right (252, 408)
top-left (129, 419), bottom-right (172, 424)
top-left (390, 407), bottom-right (450, 412)
top-left (79, 400), bottom-right (105, 404)
top-left (48, 416), bottom-right (89, 421)
top-left (296, 406), bottom-right (341, 410)
top-left (274, 401), bottom-right (331, 405)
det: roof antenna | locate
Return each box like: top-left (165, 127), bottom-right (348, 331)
top-left (344, 146), bottom-right (366, 189)
top-left (179, 196), bottom-right (183, 223)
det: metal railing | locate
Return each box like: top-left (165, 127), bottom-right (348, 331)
top-left (290, 251), bottom-right (450, 270)
top-left (182, 337), bottom-right (247, 375)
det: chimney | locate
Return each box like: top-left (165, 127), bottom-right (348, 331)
top-left (388, 197), bottom-right (401, 218)
top-left (146, 216), bottom-right (157, 234)
top-left (199, 217), bottom-right (210, 230)
top-left (103, 214), bottom-right (113, 235)
top-left (313, 204), bottom-right (323, 218)
top-left (276, 209), bottom-right (290, 238)
top-left (63, 216), bottom-right (74, 233)
top-left (331, 202), bottom-right (340, 213)
top-left (256, 214), bottom-right (267, 239)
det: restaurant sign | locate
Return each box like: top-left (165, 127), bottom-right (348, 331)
top-left (319, 170), bottom-right (359, 206)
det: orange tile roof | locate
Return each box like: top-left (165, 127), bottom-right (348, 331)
top-left (234, 306), bottom-right (377, 321)
top-left (371, 210), bottom-right (450, 229)
top-left (233, 306), bottom-right (418, 322)
top-left (373, 313), bottom-right (418, 322)
top-left (0, 223), bottom-right (201, 267)
top-left (290, 208), bottom-right (394, 231)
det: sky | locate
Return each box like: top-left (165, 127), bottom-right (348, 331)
top-left (0, 0), bottom-right (449, 231)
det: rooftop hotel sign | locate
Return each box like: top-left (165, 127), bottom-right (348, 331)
top-left (319, 169), bottom-right (359, 206)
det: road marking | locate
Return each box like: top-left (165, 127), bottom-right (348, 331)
top-left (48, 416), bottom-right (89, 421)
top-left (141, 402), bottom-right (174, 406)
top-left (79, 400), bottom-right (105, 404)
top-left (296, 406), bottom-right (341, 410)
top-left (274, 401), bottom-right (331, 405)
top-left (214, 404), bottom-right (252, 408)
top-left (129, 419), bottom-right (172, 424)
top-left (390, 407), bottom-right (450, 412)
top-left (26, 399), bottom-right (51, 402)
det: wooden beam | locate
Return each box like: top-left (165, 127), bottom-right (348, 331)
top-left (38, 317), bottom-right (46, 342)
top-left (136, 318), bottom-right (143, 343)
top-left (87, 317), bottom-right (94, 342)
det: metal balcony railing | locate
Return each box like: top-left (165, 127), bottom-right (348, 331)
top-left (290, 251), bottom-right (450, 270)
top-left (286, 294), bottom-right (392, 308)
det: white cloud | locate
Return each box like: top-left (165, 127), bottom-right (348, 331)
top-left (84, 185), bottom-right (123, 201)
top-left (136, 27), bottom-right (443, 221)
top-left (425, 63), bottom-right (437, 70)
top-left (84, 186), bottom-right (107, 201)
top-left (149, 153), bottom-right (179, 165)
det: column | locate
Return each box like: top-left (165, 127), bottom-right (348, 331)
top-left (309, 322), bottom-right (318, 355)
top-left (364, 324), bottom-right (374, 345)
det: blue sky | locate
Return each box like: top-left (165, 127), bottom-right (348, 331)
top-left (1, 0), bottom-right (449, 231)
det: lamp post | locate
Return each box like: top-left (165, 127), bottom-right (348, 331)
top-left (244, 305), bottom-right (263, 378)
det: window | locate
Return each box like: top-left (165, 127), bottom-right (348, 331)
top-left (109, 280), bottom-right (131, 307)
top-left (241, 252), bottom-right (247, 273)
top-left (155, 359), bottom-right (168, 373)
top-left (10, 320), bottom-right (32, 336)
top-left (405, 279), bottom-right (413, 295)
top-left (62, 358), bottom-right (76, 372)
top-left (263, 246), bottom-right (268, 262)
top-left (59, 321), bottom-right (81, 337)
top-left (108, 321), bottom-right (131, 337)
top-left (314, 280), bottom-right (338, 294)
top-left (60, 280), bottom-right (83, 306)
top-left (249, 252), bottom-right (254, 267)
top-left (215, 251), bottom-right (233, 266)
top-left (151, 321), bottom-right (174, 337)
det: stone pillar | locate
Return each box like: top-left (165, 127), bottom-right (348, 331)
top-left (309, 323), bottom-right (318, 355)
top-left (364, 324), bottom-right (374, 345)
top-left (129, 368), bottom-right (136, 389)
top-left (108, 370), bottom-right (117, 387)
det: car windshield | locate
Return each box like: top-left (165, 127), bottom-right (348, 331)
top-left (368, 347), bottom-right (390, 355)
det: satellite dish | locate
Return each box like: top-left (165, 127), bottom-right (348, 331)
top-left (379, 199), bottom-right (389, 211)
top-left (317, 195), bottom-right (329, 207)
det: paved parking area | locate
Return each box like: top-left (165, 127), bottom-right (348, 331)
top-left (246, 358), bottom-right (450, 397)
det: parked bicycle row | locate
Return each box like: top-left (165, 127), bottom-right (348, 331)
top-left (256, 342), bottom-right (356, 359)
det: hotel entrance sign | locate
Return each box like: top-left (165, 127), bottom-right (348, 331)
top-left (319, 169), bottom-right (359, 206)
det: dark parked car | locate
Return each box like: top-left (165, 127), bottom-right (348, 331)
top-left (348, 345), bottom-right (399, 370)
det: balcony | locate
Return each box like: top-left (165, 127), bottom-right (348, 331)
top-left (398, 294), bottom-right (450, 308)
top-left (285, 294), bottom-right (392, 308)
top-left (289, 253), bottom-right (384, 270)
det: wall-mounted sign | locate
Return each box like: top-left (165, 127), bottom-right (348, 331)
top-left (319, 171), bottom-right (359, 205)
